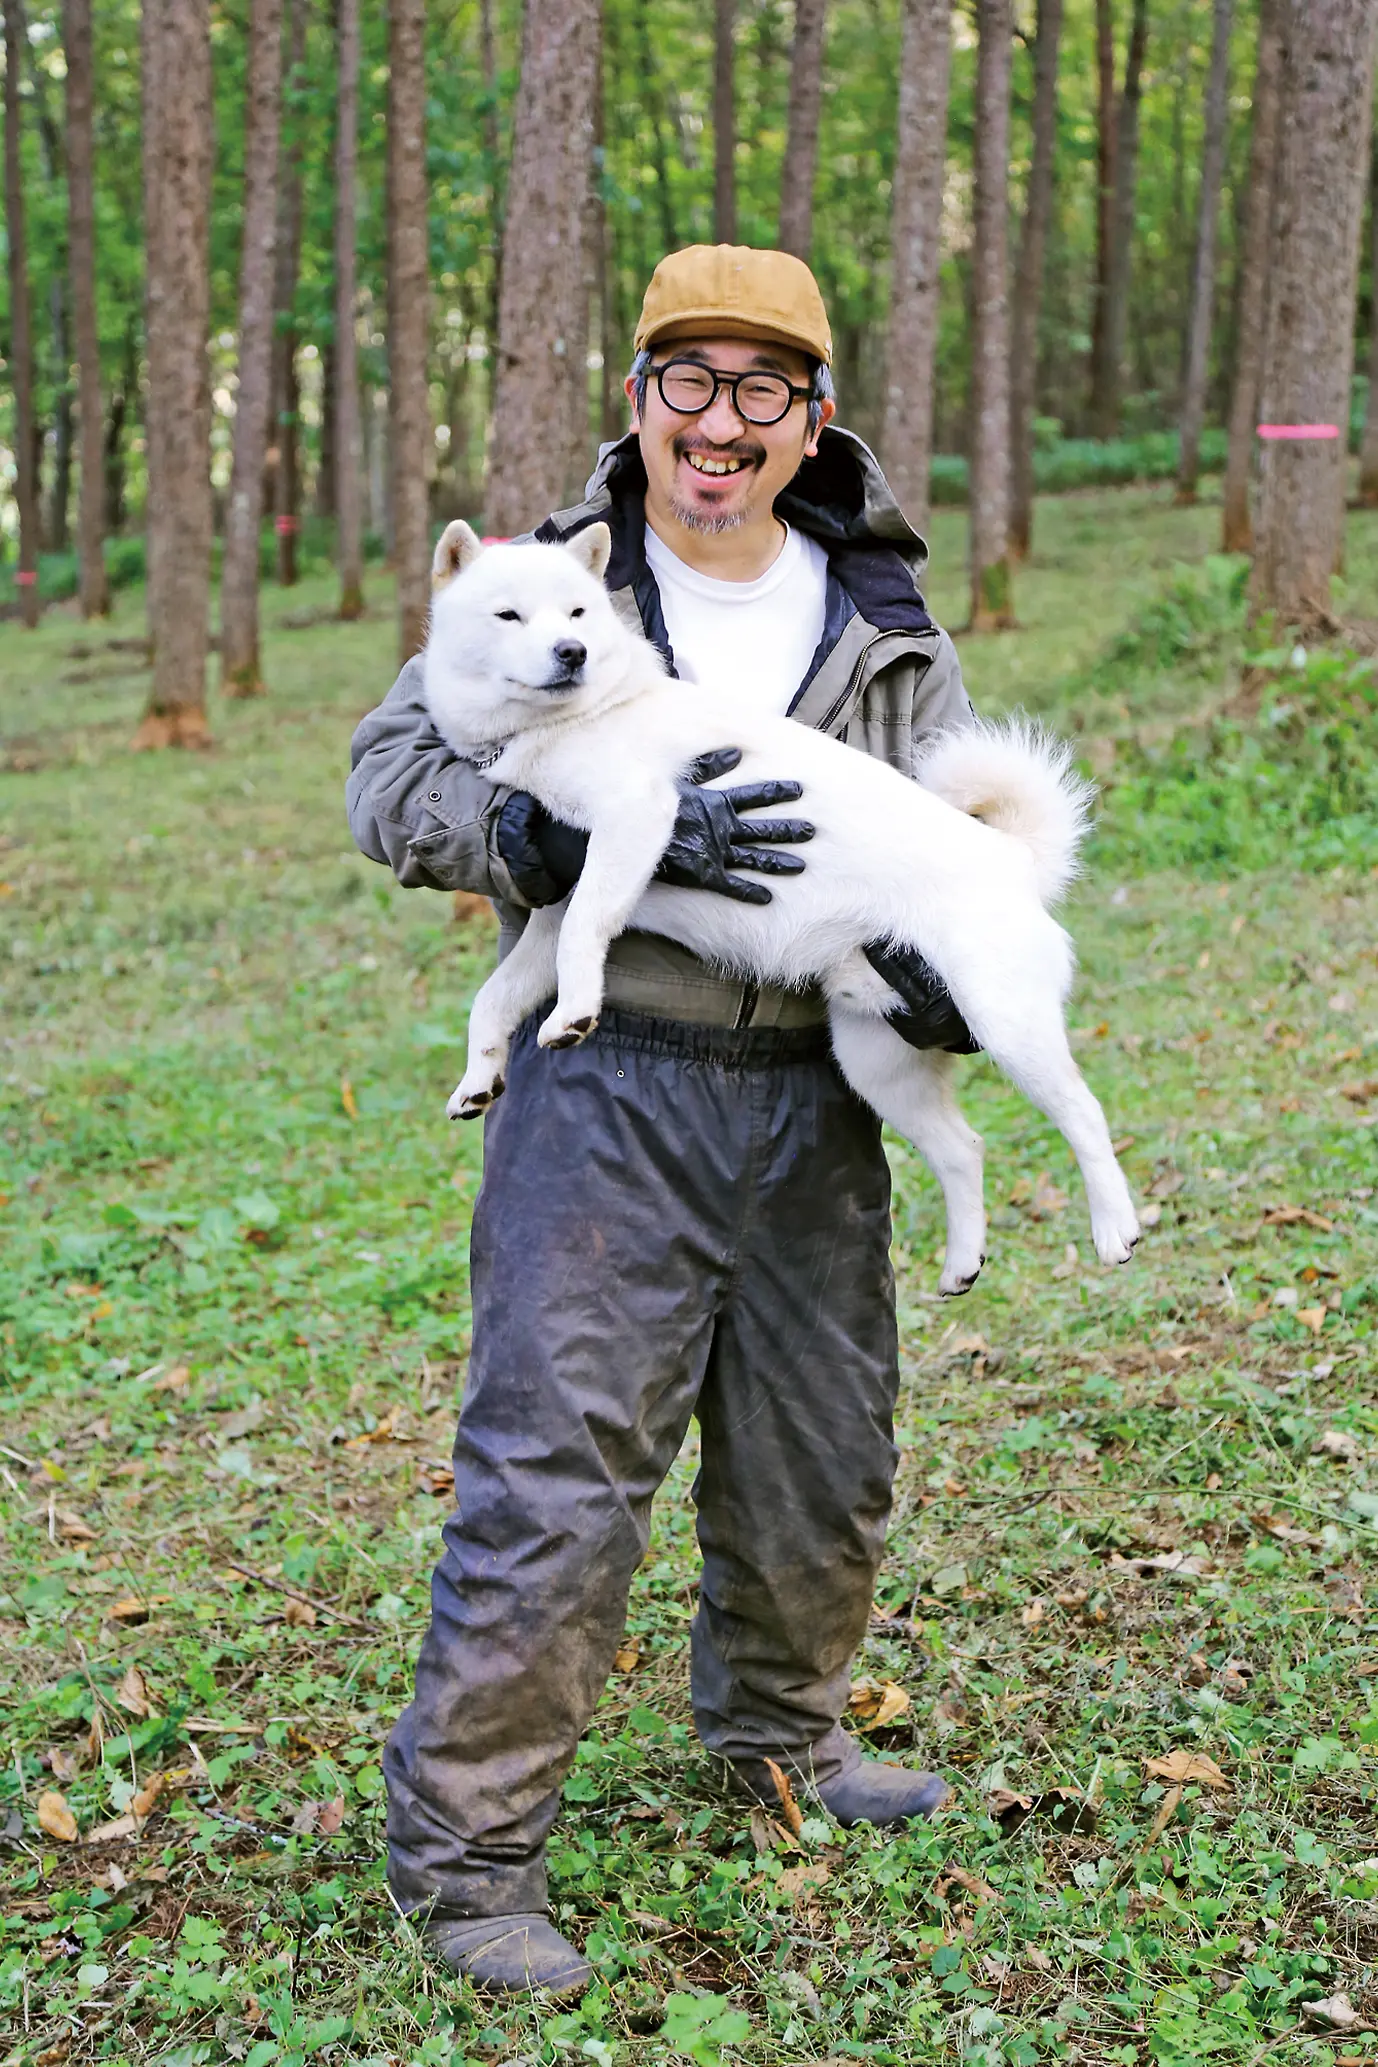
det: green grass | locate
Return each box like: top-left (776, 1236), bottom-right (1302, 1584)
top-left (2, 485), bottom-right (1377, 2067)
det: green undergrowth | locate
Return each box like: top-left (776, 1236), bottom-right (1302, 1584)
top-left (2, 495), bottom-right (1378, 2066)
top-left (929, 429), bottom-right (1228, 508)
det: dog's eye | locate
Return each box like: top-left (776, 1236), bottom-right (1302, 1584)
top-left (569, 607), bottom-right (585, 619)
top-left (495, 609), bottom-right (522, 623)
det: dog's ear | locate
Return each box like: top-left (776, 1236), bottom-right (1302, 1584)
top-left (564, 521), bottom-right (612, 584)
top-left (432, 520), bottom-right (485, 589)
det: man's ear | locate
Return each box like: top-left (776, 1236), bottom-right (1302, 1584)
top-left (432, 519), bottom-right (484, 589)
top-left (803, 395), bottom-right (836, 460)
top-left (565, 521), bottom-right (612, 584)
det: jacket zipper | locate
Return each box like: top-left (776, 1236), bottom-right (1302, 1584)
top-left (734, 981), bottom-right (760, 1029)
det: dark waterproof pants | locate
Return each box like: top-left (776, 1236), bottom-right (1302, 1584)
top-left (384, 1007), bottom-right (900, 1920)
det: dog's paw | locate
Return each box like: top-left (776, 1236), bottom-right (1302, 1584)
top-left (447, 1075), bottom-right (505, 1121)
top-left (939, 1252), bottom-right (985, 1298)
top-left (1093, 1216), bottom-right (1139, 1266)
top-left (537, 1010), bottom-right (599, 1051)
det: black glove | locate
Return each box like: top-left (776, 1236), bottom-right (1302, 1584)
top-left (864, 939), bottom-right (982, 1054)
top-left (495, 747), bottom-right (814, 909)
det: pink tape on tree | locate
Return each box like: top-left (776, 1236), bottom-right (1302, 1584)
top-left (14, 570), bottom-right (37, 586)
top-left (1256, 423), bottom-right (1340, 440)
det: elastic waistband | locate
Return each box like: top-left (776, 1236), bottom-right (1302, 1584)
top-left (528, 1005), bottom-right (834, 1070)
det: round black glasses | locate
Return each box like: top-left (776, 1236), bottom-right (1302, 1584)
top-left (651, 357), bottom-right (812, 427)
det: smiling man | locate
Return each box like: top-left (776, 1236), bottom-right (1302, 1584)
top-left (347, 246), bottom-right (977, 1997)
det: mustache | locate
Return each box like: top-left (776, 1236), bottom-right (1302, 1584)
top-left (672, 432), bottom-right (765, 468)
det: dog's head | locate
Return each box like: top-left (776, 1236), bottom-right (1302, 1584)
top-left (426, 522), bottom-right (631, 751)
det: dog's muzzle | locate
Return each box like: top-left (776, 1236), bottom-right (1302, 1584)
top-left (539, 637), bottom-right (587, 693)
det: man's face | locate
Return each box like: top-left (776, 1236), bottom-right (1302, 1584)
top-left (626, 336), bottom-right (833, 536)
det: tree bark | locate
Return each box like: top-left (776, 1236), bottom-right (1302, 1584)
top-left (1221, 0), bottom-right (1282, 549)
top-left (1090, 0), bottom-right (1148, 438)
top-left (316, 334), bottom-right (336, 518)
top-left (269, 0), bottom-right (305, 586)
top-left (4, 0), bottom-right (40, 626)
top-left (1252, 0), bottom-right (1378, 625)
top-left (1357, 142), bottom-right (1378, 503)
top-left (220, 0), bottom-right (284, 697)
top-left (47, 280), bottom-right (73, 553)
top-left (880, 0), bottom-right (953, 536)
top-left (485, 0), bottom-right (601, 539)
top-left (777, 0), bottom-right (827, 260)
top-left (1088, 0), bottom-right (1117, 431)
top-left (1175, 0), bottom-right (1234, 502)
top-left (1008, 0), bottom-right (1063, 558)
top-left (334, 0), bottom-right (364, 616)
top-left (714, 0), bottom-right (736, 243)
top-left (135, 0), bottom-right (213, 749)
top-left (63, 0), bottom-right (107, 615)
top-left (969, 0), bottom-right (1015, 629)
top-left (104, 319), bottom-right (136, 534)
top-left (387, 0), bottom-right (430, 658)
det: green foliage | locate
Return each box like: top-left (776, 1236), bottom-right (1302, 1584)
top-left (931, 429), bottom-right (1231, 507)
top-left (1081, 561), bottom-right (1378, 874)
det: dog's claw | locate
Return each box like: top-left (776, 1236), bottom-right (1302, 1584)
top-left (448, 1074), bottom-right (506, 1121)
top-left (539, 1013), bottom-right (599, 1051)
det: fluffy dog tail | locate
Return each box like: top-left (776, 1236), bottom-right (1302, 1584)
top-left (914, 717), bottom-right (1094, 906)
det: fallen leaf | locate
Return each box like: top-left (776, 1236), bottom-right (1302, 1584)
top-left (419, 1463), bottom-right (454, 1497)
top-left (340, 1075), bottom-right (358, 1120)
top-left (343, 1408), bottom-right (404, 1446)
top-left (106, 1595), bottom-right (170, 1624)
top-left (84, 1813), bottom-right (139, 1844)
top-left (1302, 1994), bottom-right (1360, 2033)
top-left (613, 1638), bottom-right (642, 1673)
top-left (46, 1745), bottom-right (80, 1782)
top-left (283, 1597), bottom-right (317, 1629)
top-left (149, 1364), bottom-right (190, 1395)
top-left (748, 1806), bottom-right (792, 1853)
top-left (848, 1677), bottom-right (911, 1730)
top-left (936, 1865), bottom-right (1000, 1907)
top-left (1147, 1785), bottom-right (1182, 1844)
top-left (291, 1800), bottom-right (321, 1836)
top-left (1139, 1202), bottom-right (1163, 1227)
top-left (1256, 1512), bottom-right (1323, 1547)
top-left (54, 1509), bottom-right (96, 1542)
top-left (947, 1332), bottom-right (988, 1357)
top-left (1341, 1079), bottom-right (1378, 1104)
top-left (763, 1758), bottom-right (804, 1838)
top-left (1220, 1662), bottom-right (1251, 1700)
top-left (115, 1665), bottom-right (152, 1718)
top-left (130, 1770), bottom-right (178, 1820)
top-left (933, 1690), bottom-right (968, 1732)
top-left (317, 1795), bottom-right (346, 1836)
top-left (1297, 1306), bottom-right (1327, 1336)
top-left (1143, 1750), bottom-right (1230, 1790)
top-left (1021, 1597), bottom-right (1046, 1628)
top-left (1031, 1171), bottom-right (1068, 1216)
top-left (1262, 1205), bottom-right (1335, 1231)
top-left (37, 1790), bottom-right (78, 1842)
top-left (1148, 1170), bottom-right (1185, 1199)
top-left (988, 1788), bottom-right (1035, 1832)
top-left (777, 1859), bottom-right (831, 1902)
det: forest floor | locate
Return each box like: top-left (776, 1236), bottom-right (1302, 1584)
top-left (2, 483), bottom-right (1377, 2067)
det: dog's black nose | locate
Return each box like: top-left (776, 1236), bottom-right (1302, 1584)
top-left (553, 638), bottom-right (586, 671)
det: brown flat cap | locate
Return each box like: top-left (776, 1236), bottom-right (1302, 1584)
top-left (634, 244), bottom-right (833, 364)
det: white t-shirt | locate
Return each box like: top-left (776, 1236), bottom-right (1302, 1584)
top-left (643, 520), bottom-right (830, 716)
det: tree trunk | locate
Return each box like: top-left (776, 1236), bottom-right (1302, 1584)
top-left (104, 320), bottom-right (136, 534)
top-left (485, 0), bottom-right (601, 538)
top-left (880, 0), bottom-right (953, 536)
top-left (777, 0), bottom-right (827, 260)
top-left (335, 0), bottom-right (365, 617)
top-left (1175, 0), bottom-right (1234, 502)
top-left (714, 0), bottom-right (736, 243)
top-left (387, 0), bottom-right (430, 658)
top-left (1357, 141), bottom-right (1378, 504)
top-left (1252, 0), bottom-right (1378, 625)
top-left (1222, 0), bottom-right (1283, 549)
top-left (135, 0), bottom-right (213, 750)
top-left (1088, 0), bottom-right (1117, 432)
top-left (221, 0), bottom-right (284, 697)
top-left (4, 0), bottom-right (40, 626)
top-left (47, 279), bottom-right (74, 554)
top-left (316, 335), bottom-right (336, 518)
top-left (1090, 0), bottom-right (1148, 438)
top-left (969, 0), bottom-right (1014, 629)
top-left (1008, 0), bottom-right (1063, 559)
top-left (269, 0), bottom-right (305, 587)
top-left (63, 0), bottom-right (108, 615)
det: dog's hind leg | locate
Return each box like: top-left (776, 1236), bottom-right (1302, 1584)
top-left (964, 996), bottom-right (1138, 1266)
top-left (828, 1004), bottom-right (987, 1297)
top-left (450, 906), bottom-right (562, 1119)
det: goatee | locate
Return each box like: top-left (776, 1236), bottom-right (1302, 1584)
top-left (669, 497), bottom-right (749, 535)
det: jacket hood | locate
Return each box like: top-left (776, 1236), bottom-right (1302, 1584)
top-left (581, 424), bottom-right (930, 579)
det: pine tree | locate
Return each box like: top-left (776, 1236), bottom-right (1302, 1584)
top-left (778, 0), bottom-right (827, 260)
top-left (1221, 0), bottom-right (1283, 551)
top-left (880, 0), bottom-right (952, 535)
top-left (3, 0), bottom-right (40, 627)
top-left (969, 0), bottom-right (1015, 629)
top-left (1008, 0), bottom-right (1063, 559)
top-left (334, 0), bottom-right (364, 618)
top-left (1175, 0), bottom-right (1234, 503)
top-left (387, 0), bottom-right (430, 658)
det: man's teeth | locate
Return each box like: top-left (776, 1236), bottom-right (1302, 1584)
top-left (685, 452), bottom-right (744, 476)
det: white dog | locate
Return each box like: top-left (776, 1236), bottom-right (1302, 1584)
top-left (423, 520), bottom-right (1138, 1297)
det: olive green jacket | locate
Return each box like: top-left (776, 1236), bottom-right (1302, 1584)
top-left (346, 425), bottom-right (973, 1029)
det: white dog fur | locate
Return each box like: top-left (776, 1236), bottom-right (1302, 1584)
top-left (422, 520), bottom-right (1138, 1297)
